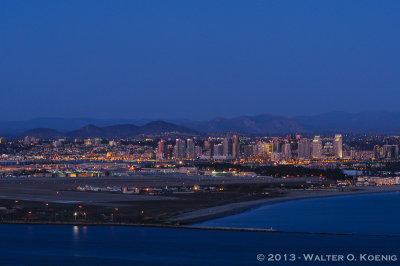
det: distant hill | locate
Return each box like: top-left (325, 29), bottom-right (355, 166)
top-left (66, 124), bottom-right (142, 138)
top-left (64, 121), bottom-right (196, 138)
top-left (23, 128), bottom-right (64, 139)
top-left (66, 125), bottom-right (105, 138)
top-left (102, 124), bottom-right (140, 138)
top-left (0, 118), bottom-right (138, 134)
top-left (182, 112), bottom-right (400, 135)
top-left (4, 111), bottom-right (400, 137)
top-left (185, 114), bottom-right (304, 134)
top-left (136, 121), bottom-right (197, 135)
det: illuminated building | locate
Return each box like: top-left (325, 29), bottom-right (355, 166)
top-left (174, 139), bottom-right (186, 159)
top-left (109, 140), bottom-right (117, 147)
top-left (257, 142), bottom-right (273, 159)
top-left (223, 137), bottom-right (232, 156)
top-left (298, 138), bottom-right (312, 159)
top-left (333, 134), bottom-right (343, 159)
top-left (203, 139), bottom-right (210, 150)
top-left (323, 142), bottom-right (334, 157)
top-left (232, 135), bottom-right (240, 159)
top-left (312, 136), bottom-right (323, 159)
top-left (194, 145), bottom-right (202, 157)
top-left (186, 139), bottom-right (195, 159)
top-left (272, 138), bottom-right (280, 153)
top-left (213, 144), bottom-right (223, 157)
top-left (157, 139), bottom-right (167, 159)
top-left (383, 144), bottom-right (399, 160)
top-left (282, 141), bottom-right (291, 159)
top-left (373, 145), bottom-right (381, 160)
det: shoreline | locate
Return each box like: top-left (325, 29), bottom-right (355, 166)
top-left (1, 185), bottom-right (400, 228)
top-left (167, 185), bottom-right (400, 225)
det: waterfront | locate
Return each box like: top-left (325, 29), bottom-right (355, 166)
top-left (1, 192), bottom-right (400, 265)
top-left (0, 224), bottom-right (399, 265)
top-left (197, 191), bottom-right (400, 235)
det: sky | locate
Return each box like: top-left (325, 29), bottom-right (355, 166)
top-left (1, 1), bottom-right (400, 121)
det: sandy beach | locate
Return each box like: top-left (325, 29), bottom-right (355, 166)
top-left (168, 185), bottom-right (400, 224)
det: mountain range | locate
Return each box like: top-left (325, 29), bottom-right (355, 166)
top-left (2, 111), bottom-right (400, 138)
top-left (183, 111), bottom-right (400, 135)
top-left (184, 114), bottom-right (304, 134)
top-left (21, 121), bottom-right (197, 139)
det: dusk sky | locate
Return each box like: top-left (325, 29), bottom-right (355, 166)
top-left (1, 1), bottom-right (400, 121)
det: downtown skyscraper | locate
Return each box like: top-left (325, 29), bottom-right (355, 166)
top-left (333, 134), bottom-right (343, 159)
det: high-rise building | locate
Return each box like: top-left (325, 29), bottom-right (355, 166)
top-left (167, 144), bottom-right (174, 159)
top-left (257, 142), bottom-right (273, 158)
top-left (282, 141), bottom-right (291, 159)
top-left (373, 145), bottom-right (381, 160)
top-left (157, 139), bottom-right (167, 159)
top-left (174, 139), bottom-right (186, 159)
top-left (333, 134), bottom-right (343, 159)
top-left (241, 144), bottom-right (252, 158)
top-left (203, 139), bottom-right (210, 150)
top-left (312, 136), bottom-right (323, 159)
top-left (186, 139), bottom-right (195, 159)
top-left (272, 138), bottom-right (280, 153)
top-left (323, 142), bottom-right (334, 157)
top-left (223, 137), bottom-right (233, 156)
top-left (232, 135), bottom-right (240, 159)
top-left (194, 145), bottom-right (202, 157)
top-left (298, 138), bottom-right (312, 159)
top-left (213, 144), bottom-right (223, 157)
top-left (213, 144), bottom-right (219, 157)
top-left (383, 144), bottom-right (399, 160)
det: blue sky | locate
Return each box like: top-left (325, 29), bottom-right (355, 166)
top-left (1, 1), bottom-right (400, 120)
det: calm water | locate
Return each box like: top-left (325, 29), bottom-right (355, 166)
top-left (1, 192), bottom-right (400, 265)
top-left (198, 191), bottom-right (400, 235)
top-left (0, 225), bottom-right (399, 265)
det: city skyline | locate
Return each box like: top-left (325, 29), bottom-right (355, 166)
top-left (1, 1), bottom-right (399, 263)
